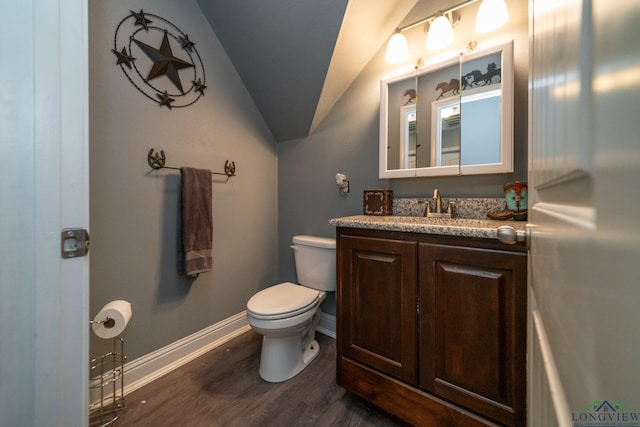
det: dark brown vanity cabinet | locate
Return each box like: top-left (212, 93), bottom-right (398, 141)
top-left (339, 235), bottom-right (417, 384)
top-left (337, 228), bottom-right (527, 427)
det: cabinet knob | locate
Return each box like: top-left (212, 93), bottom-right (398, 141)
top-left (496, 225), bottom-right (528, 246)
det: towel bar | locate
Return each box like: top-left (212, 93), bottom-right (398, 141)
top-left (147, 148), bottom-right (236, 177)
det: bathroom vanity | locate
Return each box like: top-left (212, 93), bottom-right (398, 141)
top-left (331, 216), bottom-right (527, 427)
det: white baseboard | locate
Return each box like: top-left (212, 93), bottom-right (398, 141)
top-left (89, 310), bottom-right (337, 409)
top-left (317, 312), bottom-right (336, 339)
top-left (90, 311), bottom-right (250, 408)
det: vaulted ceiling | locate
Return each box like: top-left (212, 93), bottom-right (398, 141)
top-left (196, 0), bottom-right (420, 143)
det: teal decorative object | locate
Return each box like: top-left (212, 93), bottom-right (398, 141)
top-left (487, 181), bottom-right (528, 221)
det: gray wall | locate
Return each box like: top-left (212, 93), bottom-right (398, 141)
top-left (89, 0), bottom-right (278, 360)
top-left (278, 0), bottom-right (528, 316)
top-left (277, 57), bottom-right (384, 311)
top-left (89, 0), bottom-right (528, 360)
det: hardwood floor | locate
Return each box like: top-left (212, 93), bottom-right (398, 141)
top-left (114, 330), bottom-right (402, 427)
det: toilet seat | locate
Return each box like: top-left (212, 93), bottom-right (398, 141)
top-left (247, 282), bottom-right (322, 320)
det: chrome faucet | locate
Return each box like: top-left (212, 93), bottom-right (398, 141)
top-left (433, 189), bottom-right (442, 213)
top-left (426, 188), bottom-right (453, 218)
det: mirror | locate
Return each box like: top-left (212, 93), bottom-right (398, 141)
top-left (381, 73), bottom-right (419, 175)
top-left (379, 41), bottom-right (513, 178)
top-left (399, 105), bottom-right (417, 169)
top-left (431, 97), bottom-right (461, 167)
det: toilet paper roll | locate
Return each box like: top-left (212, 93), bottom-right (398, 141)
top-left (91, 300), bottom-right (132, 339)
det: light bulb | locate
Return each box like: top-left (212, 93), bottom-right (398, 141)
top-left (385, 32), bottom-right (409, 64)
top-left (426, 15), bottom-right (454, 50)
top-left (475, 0), bottom-right (509, 34)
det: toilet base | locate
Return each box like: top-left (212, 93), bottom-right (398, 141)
top-left (258, 334), bottom-right (320, 383)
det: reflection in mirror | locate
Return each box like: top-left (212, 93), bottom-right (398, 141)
top-left (379, 40), bottom-right (513, 179)
top-left (415, 58), bottom-right (459, 170)
top-left (461, 89), bottom-right (501, 165)
top-left (460, 50), bottom-right (502, 167)
top-left (385, 78), bottom-right (417, 172)
top-left (379, 57), bottom-right (461, 178)
top-left (432, 88), bottom-right (502, 167)
top-left (431, 99), bottom-right (460, 166)
top-left (456, 42), bottom-right (513, 175)
top-left (400, 106), bottom-right (417, 169)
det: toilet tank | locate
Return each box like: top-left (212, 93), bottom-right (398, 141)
top-left (291, 235), bottom-right (336, 291)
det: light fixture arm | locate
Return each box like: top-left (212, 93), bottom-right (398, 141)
top-left (385, 0), bottom-right (508, 63)
top-left (394, 0), bottom-right (480, 33)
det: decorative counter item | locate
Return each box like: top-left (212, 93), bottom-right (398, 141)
top-left (487, 181), bottom-right (528, 221)
top-left (363, 190), bottom-right (393, 216)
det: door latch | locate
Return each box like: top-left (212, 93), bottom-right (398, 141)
top-left (61, 228), bottom-right (90, 259)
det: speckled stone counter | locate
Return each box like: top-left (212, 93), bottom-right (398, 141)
top-left (330, 197), bottom-right (527, 239)
top-left (329, 215), bottom-right (527, 240)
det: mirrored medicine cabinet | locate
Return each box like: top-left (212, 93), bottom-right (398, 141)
top-left (379, 40), bottom-right (514, 178)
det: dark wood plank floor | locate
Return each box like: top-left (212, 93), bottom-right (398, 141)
top-left (115, 331), bottom-right (402, 427)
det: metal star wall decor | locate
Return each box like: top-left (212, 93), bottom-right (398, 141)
top-left (112, 10), bottom-right (206, 109)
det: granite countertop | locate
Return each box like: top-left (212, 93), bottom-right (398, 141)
top-left (329, 215), bottom-right (527, 240)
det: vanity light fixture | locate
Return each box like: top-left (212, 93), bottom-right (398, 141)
top-left (425, 12), bottom-right (456, 51)
top-left (384, 0), bottom-right (510, 63)
top-left (385, 30), bottom-right (409, 64)
top-left (475, 0), bottom-right (509, 33)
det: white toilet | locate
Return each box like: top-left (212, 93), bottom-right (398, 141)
top-left (246, 235), bottom-right (336, 383)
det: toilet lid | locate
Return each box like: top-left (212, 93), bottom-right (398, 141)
top-left (247, 282), bottom-right (321, 319)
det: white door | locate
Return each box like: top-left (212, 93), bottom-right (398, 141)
top-left (528, 0), bottom-right (640, 426)
top-left (0, 1), bottom-right (89, 426)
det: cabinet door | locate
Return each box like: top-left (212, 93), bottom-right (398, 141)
top-left (339, 235), bottom-right (417, 383)
top-left (418, 243), bottom-right (526, 426)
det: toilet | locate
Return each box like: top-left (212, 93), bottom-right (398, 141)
top-left (246, 235), bottom-right (336, 382)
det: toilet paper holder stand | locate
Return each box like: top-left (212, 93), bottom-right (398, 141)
top-left (89, 335), bottom-right (127, 426)
top-left (89, 314), bottom-right (127, 425)
top-left (90, 317), bottom-right (116, 329)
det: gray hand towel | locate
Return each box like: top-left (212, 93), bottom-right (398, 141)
top-left (180, 167), bottom-right (212, 276)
